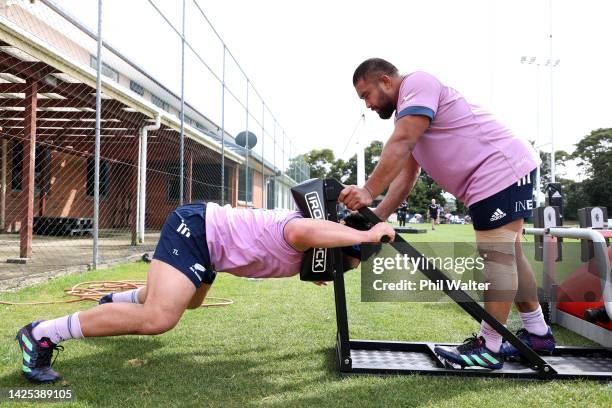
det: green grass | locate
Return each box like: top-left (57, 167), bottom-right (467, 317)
top-left (0, 226), bottom-right (610, 407)
top-left (393, 222), bottom-right (484, 242)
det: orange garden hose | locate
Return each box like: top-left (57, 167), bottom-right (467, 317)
top-left (0, 280), bottom-right (233, 307)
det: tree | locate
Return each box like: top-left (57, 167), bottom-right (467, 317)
top-left (302, 149), bottom-right (336, 179)
top-left (329, 157), bottom-right (350, 182)
top-left (455, 200), bottom-right (468, 215)
top-left (419, 170), bottom-right (446, 206)
top-left (559, 178), bottom-right (589, 221)
top-left (296, 140), bottom-right (450, 212)
top-left (536, 149), bottom-right (569, 193)
top-left (406, 172), bottom-right (446, 215)
top-left (286, 154), bottom-right (311, 182)
top-left (571, 128), bottom-right (612, 212)
top-left (407, 178), bottom-right (429, 215)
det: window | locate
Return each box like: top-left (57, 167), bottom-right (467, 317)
top-left (11, 140), bottom-right (22, 191)
top-left (10, 143), bottom-right (51, 193)
top-left (129, 80), bottom-right (145, 96)
top-left (90, 56), bottom-right (119, 82)
top-left (152, 94), bottom-right (170, 112)
top-left (266, 177), bottom-right (275, 209)
top-left (35, 147), bottom-right (51, 194)
top-left (238, 166), bottom-right (253, 203)
top-left (86, 157), bottom-right (110, 198)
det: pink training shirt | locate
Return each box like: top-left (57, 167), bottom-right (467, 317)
top-left (205, 202), bottom-right (304, 278)
top-left (396, 71), bottom-right (540, 207)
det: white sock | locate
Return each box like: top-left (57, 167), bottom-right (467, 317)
top-left (520, 305), bottom-right (549, 336)
top-left (479, 320), bottom-right (503, 353)
top-left (111, 287), bottom-right (143, 304)
top-left (32, 312), bottom-right (84, 344)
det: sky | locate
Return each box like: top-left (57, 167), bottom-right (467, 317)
top-left (48, 0), bottom-right (612, 181)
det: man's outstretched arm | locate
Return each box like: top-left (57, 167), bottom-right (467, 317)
top-left (284, 218), bottom-right (395, 252)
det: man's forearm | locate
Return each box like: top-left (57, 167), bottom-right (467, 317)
top-left (363, 115), bottom-right (428, 198)
top-left (374, 164), bottom-right (420, 220)
top-left (364, 135), bottom-right (413, 199)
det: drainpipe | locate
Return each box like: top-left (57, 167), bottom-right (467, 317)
top-left (1, 138), bottom-right (6, 231)
top-left (138, 114), bottom-right (161, 243)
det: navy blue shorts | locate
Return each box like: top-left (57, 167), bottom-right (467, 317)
top-left (469, 168), bottom-right (537, 231)
top-left (153, 203), bottom-right (216, 288)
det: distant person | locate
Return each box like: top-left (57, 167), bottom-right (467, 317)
top-left (428, 199), bottom-right (440, 230)
top-left (339, 58), bottom-right (551, 370)
top-left (397, 201), bottom-right (408, 226)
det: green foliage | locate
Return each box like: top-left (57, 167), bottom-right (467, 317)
top-left (559, 177), bottom-right (589, 221)
top-left (408, 171), bottom-right (446, 215)
top-left (570, 128), bottom-right (612, 212)
top-left (299, 141), bottom-right (449, 209)
top-left (298, 149), bottom-right (336, 179)
top-left (455, 200), bottom-right (468, 215)
top-left (537, 149), bottom-right (569, 192)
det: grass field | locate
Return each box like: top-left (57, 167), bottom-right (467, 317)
top-left (0, 224), bottom-right (610, 407)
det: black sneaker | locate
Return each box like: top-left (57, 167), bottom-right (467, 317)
top-left (434, 334), bottom-right (503, 370)
top-left (15, 321), bottom-right (64, 383)
top-left (500, 327), bottom-right (556, 359)
top-left (98, 293), bottom-right (114, 305)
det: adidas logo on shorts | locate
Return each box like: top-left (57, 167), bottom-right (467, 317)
top-left (517, 173), bottom-right (532, 186)
top-left (490, 208), bottom-right (507, 221)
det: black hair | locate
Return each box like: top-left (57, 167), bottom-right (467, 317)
top-left (352, 58), bottom-right (399, 86)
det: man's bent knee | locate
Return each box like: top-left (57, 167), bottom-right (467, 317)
top-left (138, 309), bottom-right (182, 335)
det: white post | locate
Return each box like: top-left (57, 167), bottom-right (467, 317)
top-left (136, 132), bottom-right (142, 242)
top-left (0, 138), bottom-right (6, 231)
top-left (93, 0), bottom-right (103, 268)
top-left (535, 62), bottom-right (541, 205)
top-left (138, 115), bottom-right (161, 243)
top-left (548, 0), bottom-right (555, 183)
top-left (138, 129), bottom-right (146, 243)
top-left (356, 114), bottom-right (366, 186)
top-left (357, 143), bottom-right (365, 187)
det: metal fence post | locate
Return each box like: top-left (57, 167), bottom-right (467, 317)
top-left (179, 0), bottom-right (186, 205)
top-left (220, 44), bottom-right (226, 205)
top-left (93, 0), bottom-right (103, 269)
top-left (261, 101), bottom-right (265, 207)
top-left (245, 80), bottom-right (249, 206)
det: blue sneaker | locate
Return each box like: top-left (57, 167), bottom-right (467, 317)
top-left (500, 327), bottom-right (556, 359)
top-left (15, 321), bottom-right (64, 383)
top-left (98, 293), bottom-right (114, 305)
top-left (434, 334), bottom-right (504, 370)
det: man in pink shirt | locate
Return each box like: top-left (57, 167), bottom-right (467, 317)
top-left (340, 58), bottom-right (554, 370)
top-left (15, 202), bottom-right (395, 383)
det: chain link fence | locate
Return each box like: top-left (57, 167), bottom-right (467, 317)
top-left (0, 0), bottom-right (310, 287)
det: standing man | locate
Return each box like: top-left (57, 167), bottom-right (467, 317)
top-left (339, 58), bottom-right (555, 370)
top-left (428, 199), bottom-right (439, 230)
top-left (397, 201), bottom-right (408, 227)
